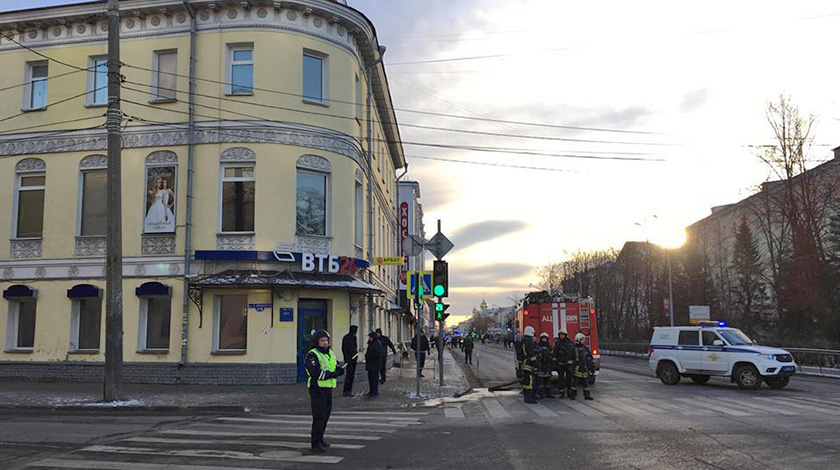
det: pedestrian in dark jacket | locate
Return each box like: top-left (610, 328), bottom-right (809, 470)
top-left (365, 332), bottom-right (384, 397)
top-left (463, 336), bottom-right (474, 364)
top-left (375, 328), bottom-right (397, 384)
top-left (341, 325), bottom-right (358, 397)
top-left (411, 329), bottom-right (431, 377)
top-left (304, 330), bottom-right (344, 453)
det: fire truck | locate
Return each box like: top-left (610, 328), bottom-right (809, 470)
top-left (514, 291), bottom-right (601, 383)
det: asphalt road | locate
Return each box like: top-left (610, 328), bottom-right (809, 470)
top-left (3, 344), bottom-right (840, 469)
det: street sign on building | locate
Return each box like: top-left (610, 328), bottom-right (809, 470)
top-left (374, 257), bottom-right (403, 265)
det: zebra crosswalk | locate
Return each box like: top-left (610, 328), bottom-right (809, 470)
top-left (26, 410), bottom-right (429, 469)
top-left (444, 393), bottom-right (840, 420)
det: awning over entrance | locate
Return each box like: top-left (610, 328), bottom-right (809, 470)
top-left (191, 270), bottom-right (383, 294)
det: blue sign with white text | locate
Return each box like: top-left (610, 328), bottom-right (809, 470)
top-left (278, 308), bottom-right (294, 322)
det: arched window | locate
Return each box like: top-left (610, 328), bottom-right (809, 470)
top-left (77, 155), bottom-right (107, 237)
top-left (296, 155), bottom-right (331, 237)
top-left (13, 158), bottom-right (46, 239)
top-left (143, 151), bottom-right (178, 234)
top-left (136, 282), bottom-right (172, 351)
top-left (67, 284), bottom-right (102, 352)
top-left (3, 284), bottom-right (37, 351)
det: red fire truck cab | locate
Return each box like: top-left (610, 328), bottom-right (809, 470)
top-left (515, 291), bottom-right (601, 383)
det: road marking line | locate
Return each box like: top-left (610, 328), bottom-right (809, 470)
top-left (28, 459), bottom-right (318, 470)
top-left (190, 423), bottom-right (395, 434)
top-left (708, 397), bottom-right (798, 416)
top-left (525, 402), bottom-right (558, 417)
top-left (581, 400), bottom-right (628, 416)
top-left (602, 399), bottom-right (648, 416)
top-left (675, 398), bottom-right (751, 416)
top-left (159, 430), bottom-right (381, 441)
top-left (555, 399), bottom-right (606, 417)
top-left (444, 406), bottom-right (465, 418)
top-left (251, 414), bottom-right (422, 425)
top-left (123, 437), bottom-right (365, 450)
top-left (79, 445), bottom-right (343, 464)
top-left (635, 398), bottom-right (701, 416)
top-left (618, 398), bottom-right (668, 414)
top-left (794, 396), bottom-right (840, 410)
top-left (482, 399), bottom-right (512, 418)
top-left (755, 397), bottom-right (840, 415)
top-left (332, 411), bottom-right (429, 416)
top-left (216, 417), bottom-right (409, 427)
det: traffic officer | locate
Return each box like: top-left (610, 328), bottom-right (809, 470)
top-left (365, 331), bottom-right (384, 397)
top-left (517, 326), bottom-right (538, 404)
top-left (304, 330), bottom-right (345, 453)
top-left (536, 332), bottom-right (554, 398)
top-left (569, 332), bottom-right (594, 401)
top-left (341, 325), bottom-right (358, 397)
top-left (553, 330), bottom-right (574, 398)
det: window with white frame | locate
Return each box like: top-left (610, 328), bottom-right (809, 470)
top-left (214, 294), bottom-right (247, 351)
top-left (24, 61), bottom-right (48, 110)
top-left (302, 51), bottom-right (328, 104)
top-left (220, 165), bottom-right (255, 233)
top-left (354, 180), bottom-right (363, 248)
top-left (139, 297), bottom-right (171, 350)
top-left (151, 50), bottom-right (177, 102)
top-left (88, 56), bottom-right (108, 106)
top-left (5, 300), bottom-right (36, 351)
top-left (70, 297), bottom-right (101, 351)
top-left (80, 169), bottom-right (107, 236)
top-left (227, 44), bottom-right (253, 95)
top-left (13, 167), bottom-right (45, 239)
top-left (296, 170), bottom-right (328, 236)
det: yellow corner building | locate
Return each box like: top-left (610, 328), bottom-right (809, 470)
top-left (0, 0), bottom-right (414, 384)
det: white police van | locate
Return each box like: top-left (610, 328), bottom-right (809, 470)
top-left (648, 321), bottom-right (796, 389)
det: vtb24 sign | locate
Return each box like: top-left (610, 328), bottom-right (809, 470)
top-left (301, 253), bottom-right (360, 275)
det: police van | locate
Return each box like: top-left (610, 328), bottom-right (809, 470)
top-left (648, 321), bottom-right (796, 389)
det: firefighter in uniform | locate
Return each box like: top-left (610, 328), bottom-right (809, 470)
top-left (569, 332), bottom-right (594, 401)
top-left (517, 326), bottom-right (538, 404)
top-left (536, 332), bottom-right (554, 398)
top-left (553, 330), bottom-right (574, 398)
top-left (304, 330), bottom-right (345, 453)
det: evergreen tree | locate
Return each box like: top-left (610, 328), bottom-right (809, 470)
top-left (731, 217), bottom-right (766, 336)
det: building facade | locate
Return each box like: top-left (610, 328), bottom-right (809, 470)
top-left (0, 0), bottom-right (412, 384)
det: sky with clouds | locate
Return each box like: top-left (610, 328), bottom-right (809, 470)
top-left (5, 0), bottom-right (840, 323)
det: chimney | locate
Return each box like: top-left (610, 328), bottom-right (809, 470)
top-left (834, 146), bottom-right (840, 160)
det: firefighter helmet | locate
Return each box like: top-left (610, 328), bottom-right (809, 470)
top-left (558, 330), bottom-right (568, 337)
top-left (540, 332), bottom-right (549, 339)
top-left (575, 332), bottom-right (585, 343)
top-left (524, 326), bottom-right (536, 337)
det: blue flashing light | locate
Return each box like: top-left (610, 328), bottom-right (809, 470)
top-left (717, 320), bottom-right (728, 327)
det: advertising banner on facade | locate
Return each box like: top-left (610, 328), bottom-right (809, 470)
top-left (144, 165), bottom-right (177, 233)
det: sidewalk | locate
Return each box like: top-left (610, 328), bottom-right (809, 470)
top-left (0, 348), bottom-right (468, 413)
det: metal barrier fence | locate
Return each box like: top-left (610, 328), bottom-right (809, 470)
top-left (599, 342), bottom-right (840, 378)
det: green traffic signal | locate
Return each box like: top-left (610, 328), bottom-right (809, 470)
top-left (434, 284), bottom-right (445, 297)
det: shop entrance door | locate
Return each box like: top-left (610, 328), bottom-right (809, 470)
top-left (297, 299), bottom-right (329, 382)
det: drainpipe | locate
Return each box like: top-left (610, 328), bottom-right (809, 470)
top-left (365, 45), bottom-right (386, 336)
top-left (180, 0), bottom-right (197, 366)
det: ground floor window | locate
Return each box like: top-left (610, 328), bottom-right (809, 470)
top-left (6, 300), bottom-right (36, 350)
top-left (71, 298), bottom-right (101, 351)
top-left (215, 294), bottom-right (247, 351)
top-left (139, 297), bottom-right (171, 350)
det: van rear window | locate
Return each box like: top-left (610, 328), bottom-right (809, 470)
top-left (678, 331), bottom-right (699, 346)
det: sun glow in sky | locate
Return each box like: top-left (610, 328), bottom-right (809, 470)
top-left (6, 0), bottom-right (840, 324)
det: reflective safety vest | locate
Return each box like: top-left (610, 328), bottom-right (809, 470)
top-left (307, 348), bottom-right (337, 389)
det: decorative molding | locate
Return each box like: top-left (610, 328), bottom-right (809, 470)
top-left (75, 237), bottom-right (106, 256)
top-left (15, 158), bottom-right (46, 173)
top-left (34, 267), bottom-right (46, 278)
top-left (296, 235), bottom-right (331, 255)
top-left (134, 264), bottom-right (147, 276)
top-left (145, 150), bottom-right (177, 165)
top-left (354, 168), bottom-right (362, 181)
top-left (10, 240), bottom-right (42, 259)
top-left (68, 265), bottom-right (79, 278)
top-left (168, 263), bottom-right (180, 275)
top-left (142, 235), bottom-right (176, 255)
top-left (79, 154), bottom-right (107, 169)
top-left (0, 256), bottom-right (185, 281)
top-left (0, 125), bottom-right (362, 164)
top-left (220, 146), bottom-right (257, 163)
top-left (297, 154), bottom-right (331, 172)
top-left (2, 267), bottom-right (13, 279)
top-left (217, 234), bottom-right (255, 251)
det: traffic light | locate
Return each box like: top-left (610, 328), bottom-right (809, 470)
top-left (435, 302), bottom-right (450, 321)
top-left (433, 260), bottom-right (448, 297)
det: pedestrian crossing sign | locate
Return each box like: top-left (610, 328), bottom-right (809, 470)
top-left (406, 270), bottom-right (434, 299)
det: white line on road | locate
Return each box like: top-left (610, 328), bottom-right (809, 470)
top-left (159, 430), bottom-right (381, 441)
top-left (525, 402), bottom-right (560, 417)
top-left (675, 398), bottom-right (751, 416)
top-left (581, 400), bottom-right (630, 416)
top-left (254, 414), bottom-right (422, 425)
top-left (555, 399), bottom-right (606, 417)
top-left (617, 397), bottom-right (668, 414)
top-left (702, 396), bottom-right (798, 416)
top-left (635, 398), bottom-right (702, 416)
top-left (124, 437), bottom-right (365, 450)
top-left (482, 399), bottom-right (512, 418)
top-left (28, 459), bottom-right (322, 470)
top-left (79, 445), bottom-right (343, 464)
top-left (755, 397), bottom-right (840, 415)
top-left (189, 423), bottom-right (396, 434)
top-left (331, 411), bottom-right (429, 417)
top-left (216, 417), bottom-right (410, 427)
top-left (601, 399), bottom-right (648, 416)
top-left (444, 406), bottom-right (465, 418)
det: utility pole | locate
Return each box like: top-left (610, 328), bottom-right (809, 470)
top-left (414, 276), bottom-right (423, 398)
top-left (103, 0), bottom-right (124, 401)
top-left (667, 250), bottom-right (674, 327)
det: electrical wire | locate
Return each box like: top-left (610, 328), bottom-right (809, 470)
top-left (0, 86), bottom-right (105, 127)
top-left (0, 67), bottom-right (89, 95)
top-left (0, 32), bottom-right (88, 71)
top-left (0, 114), bottom-right (105, 137)
top-left (0, 122), bottom-right (107, 156)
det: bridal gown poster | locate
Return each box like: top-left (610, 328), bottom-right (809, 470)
top-left (144, 166), bottom-right (177, 233)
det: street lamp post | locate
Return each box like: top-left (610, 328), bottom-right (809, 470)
top-left (667, 250), bottom-right (674, 327)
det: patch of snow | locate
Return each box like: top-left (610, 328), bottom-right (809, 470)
top-left (417, 388), bottom-right (520, 407)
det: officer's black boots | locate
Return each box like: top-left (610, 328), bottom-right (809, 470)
top-left (569, 390), bottom-right (577, 400)
top-left (584, 391), bottom-right (593, 400)
top-left (322, 441), bottom-right (331, 448)
top-left (311, 444), bottom-right (327, 454)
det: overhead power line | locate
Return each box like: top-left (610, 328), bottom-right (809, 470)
top-left (0, 67), bottom-right (88, 95)
top-left (0, 86), bottom-right (105, 128)
top-left (0, 114), bottom-right (105, 136)
top-left (120, 61), bottom-right (667, 137)
top-left (0, 32), bottom-right (88, 71)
